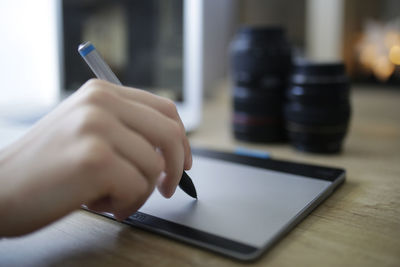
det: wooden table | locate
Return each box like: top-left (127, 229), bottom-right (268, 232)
top-left (1, 85), bottom-right (399, 267)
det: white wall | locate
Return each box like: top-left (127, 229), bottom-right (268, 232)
top-left (306, 0), bottom-right (345, 61)
top-left (0, 0), bottom-right (61, 116)
top-left (202, 0), bottom-right (238, 97)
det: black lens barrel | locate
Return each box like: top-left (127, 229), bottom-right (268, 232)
top-left (230, 26), bottom-right (292, 142)
top-left (284, 61), bottom-right (351, 153)
top-left (230, 27), bottom-right (351, 153)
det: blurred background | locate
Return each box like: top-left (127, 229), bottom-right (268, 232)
top-left (62, 0), bottom-right (400, 95)
top-left (0, 0), bottom-right (399, 148)
top-left (240, 0), bottom-right (400, 85)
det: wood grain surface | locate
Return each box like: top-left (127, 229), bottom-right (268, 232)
top-left (1, 86), bottom-right (399, 267)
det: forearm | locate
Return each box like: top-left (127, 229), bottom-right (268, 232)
top-left (0, 146), bottom-right (83, 237)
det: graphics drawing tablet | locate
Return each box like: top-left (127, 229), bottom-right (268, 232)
top-left (89, 148), bottom-right (345, 261)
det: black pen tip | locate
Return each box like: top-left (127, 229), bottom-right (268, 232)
top-left (179, 171), bottom-right (197, 199)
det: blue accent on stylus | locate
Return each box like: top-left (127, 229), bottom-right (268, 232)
top-left (78, 43), bottom-right (95, 57)
top-left (234, 147), bottom-right (270, 159)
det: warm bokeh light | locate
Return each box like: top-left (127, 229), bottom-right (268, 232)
top-left (384, 31), bottom-right (400, 49)
top-left (373, 56), bottom-right (395, 81)
top-left (357, 19), bottom-right (400, 82)
top-left (359, 44), bottom-right (377, 69)
top-left (389, 45), bottom-right (400, 65)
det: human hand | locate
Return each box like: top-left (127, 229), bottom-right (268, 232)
top-left (0, 79), bottom-right (192, 236)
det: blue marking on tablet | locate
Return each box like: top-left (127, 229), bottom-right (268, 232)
top-left (234, 147), bottom-right (270, 159)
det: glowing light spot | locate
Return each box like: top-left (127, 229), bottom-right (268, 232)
top-left (389, 45), bottom-right (400, 65)
top-left (373, 56), bottom-right (395, 81)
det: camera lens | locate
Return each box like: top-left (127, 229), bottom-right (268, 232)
top-left (284, 61), bottom-right (351, 153)
top-left (230, 26), bottom-right (292, 142)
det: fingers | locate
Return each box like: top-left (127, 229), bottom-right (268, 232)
top-left (81, 79), bottom-right (192, 170)
top-left (112, 100), bottom-right (185, 198)
top-left (111, 85), bottom-right (192, 170)
top-left (84, 149), bottom-right (154, 220)
top-left (79, 79), bottom-right (190, 197)
top-left (70, 103), bottom-right (166, 199)
top-left (102, 114), bottom-right (165, 187)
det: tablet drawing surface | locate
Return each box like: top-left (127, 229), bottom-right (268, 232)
top-left (93, 149), bottom-right (344, 261)
top-left (139, 156), bottom-right (331, 248)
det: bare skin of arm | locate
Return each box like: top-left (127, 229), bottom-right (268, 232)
top-left (0, 79), bottom-right (192, 237)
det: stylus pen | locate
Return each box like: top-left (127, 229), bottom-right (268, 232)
top-left (78, 41), bottom-right (197, 199)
